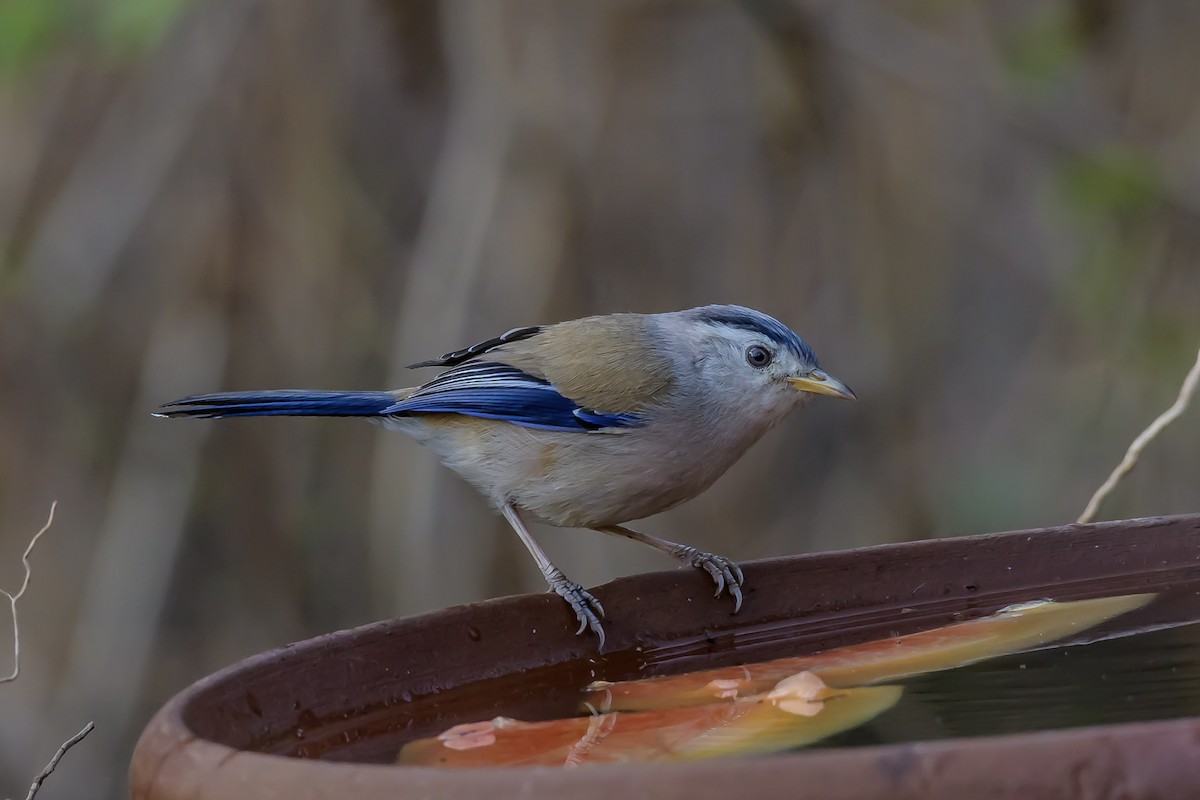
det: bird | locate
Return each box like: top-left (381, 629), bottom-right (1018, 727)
top-left (156, 305), bottom-right (855, 648)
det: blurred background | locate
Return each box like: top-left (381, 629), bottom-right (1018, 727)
top-left (1, 0), bottom-right (1198, 796)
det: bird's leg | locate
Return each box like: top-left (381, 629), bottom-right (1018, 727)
top-left (594, 524), bottom-right (744, 612)
top-left (500, 503), bottom-right (606, 647)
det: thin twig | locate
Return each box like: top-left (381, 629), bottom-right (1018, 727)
top-left (1078, 346), bottom-right (1200, 523)
top-left (21, 721), bottom-right (94, 800)
top-left (1, 502), bottom-right (57, 683)
top-left (1, 504), bottom-right (92, 800)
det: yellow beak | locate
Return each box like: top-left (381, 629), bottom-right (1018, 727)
top-left (788, 369), bottom-right (857, 400)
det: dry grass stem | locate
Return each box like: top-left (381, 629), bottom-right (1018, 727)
top-left (1, 502), bottom-right (57, 684)
top-left (19, 721), bottom-right (94, 800)
top-left (1078, 346), bottom-right (1200, 524)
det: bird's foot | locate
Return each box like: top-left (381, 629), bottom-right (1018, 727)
top-left (544, 570), bottom-right (606, 648)
top-left (670, 546), bottom-right (744, 612)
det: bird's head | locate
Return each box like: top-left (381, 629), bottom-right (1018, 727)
top-left (667, 305), bottom-right (855, 419)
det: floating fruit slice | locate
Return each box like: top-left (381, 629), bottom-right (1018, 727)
top-left (586, 593), bottom-right (1154, 712)
top-left (399, 672), bottom-right (901, 767)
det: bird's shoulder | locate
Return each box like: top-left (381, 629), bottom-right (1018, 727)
top-left (492, 314), bottom-right (676, 414)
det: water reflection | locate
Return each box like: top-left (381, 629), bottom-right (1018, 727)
top-left (399, 593), bottom-right (1156, 767)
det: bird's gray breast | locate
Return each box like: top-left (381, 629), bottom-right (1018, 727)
top-left (509, 410), bottom-right (775, 527)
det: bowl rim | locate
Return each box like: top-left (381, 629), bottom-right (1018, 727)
top-left (131, 513), bottom-right (1200, 800)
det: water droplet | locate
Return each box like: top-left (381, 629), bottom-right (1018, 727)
top-left (295, 708), bottom-right (320, 740)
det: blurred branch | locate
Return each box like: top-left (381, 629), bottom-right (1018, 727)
top-left (55, 303), bottom-right (229, 751)
top-left (1078, 345), bottom-right (1200, 523)
top-left (25, 1), bottom-right (253, 321)
top-left (368, 0), bottom-right (516, 613)
top-left (1, 502), bottom-right (56, 684)
top-left (804, 2), bottom-right (1200, 226)
top-left (17, 721), bottom-right (94, 800)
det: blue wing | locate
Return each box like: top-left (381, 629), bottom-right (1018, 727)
top-left (386, 362), bottom-right (640, 432)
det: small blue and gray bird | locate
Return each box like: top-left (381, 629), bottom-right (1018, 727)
top-left (157, 305), bottom-right (855, 646)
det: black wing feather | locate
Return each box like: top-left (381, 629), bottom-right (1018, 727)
top-left (407, 326), bottom-right (543, 369)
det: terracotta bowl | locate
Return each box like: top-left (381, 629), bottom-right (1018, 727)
top-left (131, 514), bottom-right (1200, 799)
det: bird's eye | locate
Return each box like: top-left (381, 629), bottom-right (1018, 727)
top-left (745, 345), bottom-right (773, 368)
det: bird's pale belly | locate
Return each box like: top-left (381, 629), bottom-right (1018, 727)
top-left (390, 415), bottom-right (767, 528)
top-left (516, 450), bottom-right (718, 528)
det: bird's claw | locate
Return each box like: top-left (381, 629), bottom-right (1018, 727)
top-left (677, 547), bottom-right (744, 613)
top-left (548, 575), bottom-right (606, 648)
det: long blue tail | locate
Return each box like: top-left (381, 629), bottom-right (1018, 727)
top-left (155, 390), bottom-right (399, 419)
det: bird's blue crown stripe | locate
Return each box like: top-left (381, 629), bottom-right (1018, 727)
top-left (697, 306), bottom-right (817, 364)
